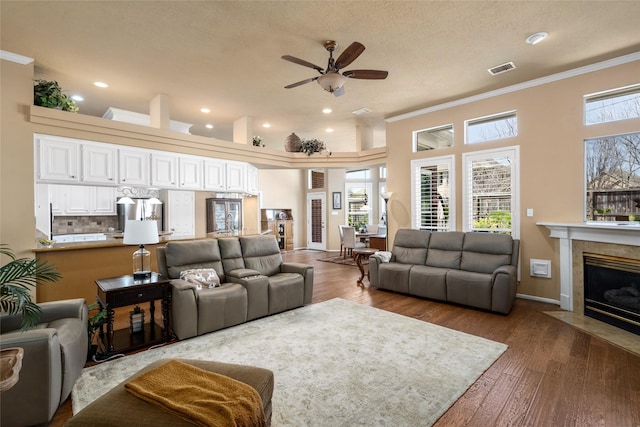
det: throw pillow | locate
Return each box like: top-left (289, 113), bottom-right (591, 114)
top-left (180, 268), bottom-right (221, 289)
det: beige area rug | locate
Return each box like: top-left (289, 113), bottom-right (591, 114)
top-left (72, 298), bottom-right (507, 426)
top-left (318, 255), bottom-right (364, 266)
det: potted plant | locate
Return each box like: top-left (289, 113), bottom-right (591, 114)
top-left (300, 138), bottom-right (326, 156)
top-left (0, 244), bottom-right (61, 331)
top-left (87, 300), bottom-right (107, 359)
top-left (33, 79), bottom-right (79, 112)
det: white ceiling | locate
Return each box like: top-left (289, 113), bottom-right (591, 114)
top-left (2, 1), bottom-right (640, 152)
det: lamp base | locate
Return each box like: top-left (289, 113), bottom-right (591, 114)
top-left (133, 271), bottom-right (152, 281)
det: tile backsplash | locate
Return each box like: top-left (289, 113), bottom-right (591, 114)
top-left (52, 216), bottom-right (118, 235)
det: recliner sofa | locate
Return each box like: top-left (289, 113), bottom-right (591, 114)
top-left (157, 235), bottom-right (313, 340)
top-left (0, 298), bottom-right (88, 426)
top-left (369, 229), bottom-right (519, 314)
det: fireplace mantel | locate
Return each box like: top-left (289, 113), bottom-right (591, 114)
top-left (538, 222), bottom-right (640, 311)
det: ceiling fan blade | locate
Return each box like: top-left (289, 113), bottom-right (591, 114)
top-left (334, 42), bottom-right (365, 71)
top-left (343, 69), bottom-right (389, 80)
top-left (281, 55), bottom-right (324, 73)
top-left (284, 77), bottom-right (318, 89)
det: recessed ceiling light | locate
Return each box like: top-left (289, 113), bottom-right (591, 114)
top-left (525, 32), bottom-right (548, 45)
top-left (71, 95), bottom-right (84, 102)
top-left (205, 124), bottom-right (214, 129)
top-left (201, 107), bottom-right (210, 113)
top-left (94, 81), bottom-right (108, 88)
top-left (262, 123), bottom-right (271, 128)
top-left (326, 128), bottom-right (334, 133)
top-left (322, 108), bottom-right (332, 114)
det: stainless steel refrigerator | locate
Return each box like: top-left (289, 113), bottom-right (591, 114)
top-left (117, 198), bottom-right (164, 232)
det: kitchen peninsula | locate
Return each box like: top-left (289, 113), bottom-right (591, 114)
top-left (33, 230), bottom-right (261, 304)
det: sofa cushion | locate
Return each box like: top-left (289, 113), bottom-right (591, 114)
top-left (219, 238), bottom-right (246, 272)
top-left (460, 233), bottom-right (514, 274)
top-left (165, 239), bottom-right (225, 281)
top-left (196, 284), bottom-right (247, 336)
top-left (267, 273), bottom-right (304, 314)
top-left (377, 263), bottom-right (411, 293)
top-left (240, 236), bottom-right (283, 277)
top-left (425, 231), bottom-right (465, 269)
top-left (392, 229), bottom-right (430, 265)
top-left (409, 266), bottom-right (448, 300)
top-left (446, 270), bottom-right (493, 310)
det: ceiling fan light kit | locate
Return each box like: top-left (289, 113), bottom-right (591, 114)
top-left (282, 40), bottom-right (388, 97)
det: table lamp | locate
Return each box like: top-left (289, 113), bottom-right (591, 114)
top-left (123, 220), bottom-right (159, 280)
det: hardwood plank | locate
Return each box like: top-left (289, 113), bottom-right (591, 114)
top-left (49, 250), bottom-right (640, 427)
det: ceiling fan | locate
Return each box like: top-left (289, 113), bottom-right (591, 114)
top-left (282, 40), bottom-right (388, 97)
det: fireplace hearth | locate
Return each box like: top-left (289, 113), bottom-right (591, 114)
top-left (584, 253), bottom-right (640, 336)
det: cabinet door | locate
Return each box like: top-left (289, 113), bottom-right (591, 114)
top-left (49, 184), bottom-right (65, 215)
top-left (167, 190), bottom-right (195, 238)
top-left (92, 187), bottom-right (116, 215)
top-left (82, 144), bottom-right (117, 184)
top-left (246, 164), bottom-right (259, 194)
top-left (179, 157), bottom-right (203, 190)
top-left (150, 153), bottom-right (178, 188)
top-left (65, 185), bottom-right (92, 215)
top-left (226, 161), bottom-right (246, 192)
top-left (119, 149), bottom-right (150, 186)
top-left (37, 136), bottom-right (80, 182)
top-left (203, 159), bottom-right (226, 191)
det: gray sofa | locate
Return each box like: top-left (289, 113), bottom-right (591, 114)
top-left (157, 235), bottom-right (313, 340)
top-left (369, 229), bottom-right (519, 314)
top-left (0, 298), bottom-right (88, 426)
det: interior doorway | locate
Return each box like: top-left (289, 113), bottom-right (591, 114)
top-left (306, 192), bottom-right (326, 250)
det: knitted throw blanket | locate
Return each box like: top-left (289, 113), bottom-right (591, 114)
top-left (124, 360), bottom-right (266, 427)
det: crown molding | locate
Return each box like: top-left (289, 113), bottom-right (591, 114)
top-left (386, 52), bottom-right (640, 123)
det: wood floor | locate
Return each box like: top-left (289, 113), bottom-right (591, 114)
top-left (51, 250), bottom-right (640, 426)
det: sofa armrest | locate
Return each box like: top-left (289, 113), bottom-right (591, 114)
top-left (39, 298), bottom-right (87, 324)
top-left (491, 265), bottom-right (518, 314)
top-left (369, 255), bottom-right (382, 288)
top-left (0, 328), bottom-right (63, 425)
top-left (281, 263), bottom-right (314, 305)
top-left (170, 279), bottom-right (199, 340)
top-left (226, 268), bottom-right (262, 279)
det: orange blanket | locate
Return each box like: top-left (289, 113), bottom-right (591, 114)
top-left (124, 360), bottom-right (266, 427)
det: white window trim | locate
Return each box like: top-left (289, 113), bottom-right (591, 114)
top-left (411, 155), bottom-right (456, 231)
top-left (413, 123), bottom-right (454, 152)
top-left (461, 146), bottom-right (520, 239)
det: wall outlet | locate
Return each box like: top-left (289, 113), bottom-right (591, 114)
top-left (530, 259), bottom-right (551, 278)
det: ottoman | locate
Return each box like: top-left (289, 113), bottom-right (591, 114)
top-left (65, 359), bottom-right (274, 426)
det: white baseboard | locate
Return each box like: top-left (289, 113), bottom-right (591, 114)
top-left (516, 293), bottom-right (560, 306)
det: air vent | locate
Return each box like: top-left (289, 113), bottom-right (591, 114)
top-left (488, 62), bottom-right (516, 76)
top-left (352, 108), bottom-right (371, 116)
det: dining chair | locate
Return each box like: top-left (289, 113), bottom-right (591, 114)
top-left (342, 226), bottom-right (365, 259)
top-left (338, 225), bottom-right (346, 256)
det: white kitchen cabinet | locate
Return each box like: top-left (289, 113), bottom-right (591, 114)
top-left (165, 190), bottom-right (195, 238)
top-left (119, 149), bottom-right (150, 186)
top-left (37, 135), bottom-right (80, 182)
top-left (179, 156), bottom-right (203, 190)
top-left (92, 186), bottom-right (116, 215)
top-left (151, 152), bottom-right (178, 188)
top-left (246, 164), bottom-right (259, 194)
top-left (49, 184), bottom-right (65, 215)
top-left (64, 186), bottom-right (92, 215)
top-left (204, 159), bottom-right (226, 191)
top-left (81, 144), bottom-right (117, 184)
top-left (226, 161), bottom-right (246, 192)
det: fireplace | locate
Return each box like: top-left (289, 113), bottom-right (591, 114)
top-left (583, 252), bottom-right (640, 336)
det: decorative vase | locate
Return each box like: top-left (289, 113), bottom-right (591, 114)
top-left (284, 132), bottom-right (302, 152)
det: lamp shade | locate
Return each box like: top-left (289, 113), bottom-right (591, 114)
top-left (381, 191), bottom-right (393, 201)
top-left (317, 73), bottom-right (346, 93)
top-left (123, 220), bottom-right (159, 245)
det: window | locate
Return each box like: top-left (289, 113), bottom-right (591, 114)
top-left (585, 84), bottom-right (640, 125)
top-left (308, 169), bottom-right (325, 189)
top-left (414, 124), bottom-right (453, 151)
top-left (466, 111), bottom-right (517, 144)
top-left (585, 132), bottom-right (640, 222)
top-left (345, 170), bottom-right (372, 229)
top-left (411, 155), bottom-right (454, 231)
top-left (462, 147), bottom-right (519, 237)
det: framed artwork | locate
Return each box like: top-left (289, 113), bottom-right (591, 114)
top-left (332, 192), bottom-right (342, 209)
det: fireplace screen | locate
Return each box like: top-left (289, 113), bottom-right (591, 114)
top-left (583, 253), bottom-right (640, 336)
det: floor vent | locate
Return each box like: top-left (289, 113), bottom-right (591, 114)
top-left (488, 62), bottom-right (516, 76)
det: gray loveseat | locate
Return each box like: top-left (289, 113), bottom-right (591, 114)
top-left (157, 234), bottom-right (313, 340)
top-left (369, 229), bottom-right (519, 314)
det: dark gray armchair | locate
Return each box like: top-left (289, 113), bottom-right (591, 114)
top-left (0, 298), bottom-right (88, 426)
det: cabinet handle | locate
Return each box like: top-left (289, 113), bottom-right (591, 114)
top-left (108, 177), bottom-right (113, 181)
top-left (138, 293), bottom-right (143, 298)
top-left (70, 175), bottom-right (75, 178)
top-left (122, 179), bottom-right (126, 182)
